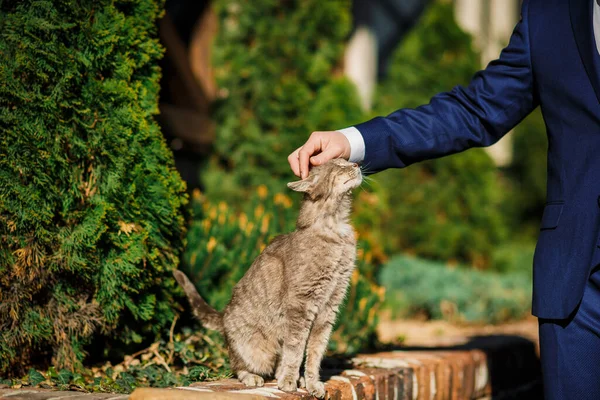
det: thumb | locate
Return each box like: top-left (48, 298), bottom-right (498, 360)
top-left (310, 146), bottom-right (342, 166)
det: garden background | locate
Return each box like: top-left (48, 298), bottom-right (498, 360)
top-left (0, 0), bottom-right (545, 393)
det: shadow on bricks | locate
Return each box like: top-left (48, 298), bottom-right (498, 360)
top-left (373, 334), bottom-right (543, 399)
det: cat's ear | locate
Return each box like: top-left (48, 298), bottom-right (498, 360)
top-left (287, 174), bottom-right (318, 193)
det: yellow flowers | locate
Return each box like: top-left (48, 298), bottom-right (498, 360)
top-left (351, 269), bottom-right (360, 285)
top-left (207, 237), bottom-right (217, 253)
top-left (239, 213), bottom-right (248, 230)
top-left (358, 297), bottom-right (368, 312)
top-left (257, 184), bottom-right (268, 199)
top-left (368, 305), bottom-right (378, 324)
top-left (356, 248), bottom-right (374, 263)
top-left (273, 193), bottom-right (292, 208)
top-left (260, 215), bottom-right (270, 234)
top-left (254, 205), bottom-right (264, 219)
top-left (192, 188), bottom-right (202, 201)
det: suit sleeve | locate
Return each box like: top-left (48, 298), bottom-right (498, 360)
top-left (355, 0), bottom-right (537, 173)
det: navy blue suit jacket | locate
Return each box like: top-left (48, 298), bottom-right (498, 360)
top-left (356, 0), bottom-right (600, 319)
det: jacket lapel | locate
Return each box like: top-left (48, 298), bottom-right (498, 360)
top-left (571, 0), bottom-right (600, 104)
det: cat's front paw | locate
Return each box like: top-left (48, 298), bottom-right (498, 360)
top-left (298, 376), bottom-right (306, 388)
top-left (240, 373), bottom-right (264, 387)
top-left (277, 374), bottom-right (298, 392)
top-left (305, 379), bottom-right (326, 399)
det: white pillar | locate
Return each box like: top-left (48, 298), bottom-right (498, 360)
top-left (454, 0), bottom-right (520, 166)
top-left (344, 26), bottom-right (378, 111)
top-left (454, 0), bottom-right (483, 48)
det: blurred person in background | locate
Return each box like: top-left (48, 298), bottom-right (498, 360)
top-left (289, 1), bottom-right (600, 398)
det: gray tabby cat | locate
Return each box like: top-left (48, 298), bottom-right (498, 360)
top-left (173, 158), bottom-right (362, 398)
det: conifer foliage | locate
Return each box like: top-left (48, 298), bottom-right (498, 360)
top-left (0, 0), bottom-right (187, 375)
top-left (202, 0), bottom-right (365, 202)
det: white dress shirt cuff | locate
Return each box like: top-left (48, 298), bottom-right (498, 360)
top-left (337, 126), bottom-right (366, 163)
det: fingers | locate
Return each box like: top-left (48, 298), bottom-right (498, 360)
top-left (310, 146), bottom-right (342, 166)
top-left (287, 131), bottom-right (351, 179)
top-left (288, 146), bottom-right (303, 177)
top-left (298, 134), bottom-right (322, 179)
top-left (308, 131), bottom-right (350, 167)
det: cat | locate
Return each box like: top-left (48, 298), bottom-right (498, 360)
top-left (173, 158), bottom-right (362, 398)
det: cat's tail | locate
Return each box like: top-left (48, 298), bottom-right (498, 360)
top-left (173, 270), bottom-right (224, 333)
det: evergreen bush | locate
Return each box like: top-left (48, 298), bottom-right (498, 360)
top-left (202, 0), bottom-right (365, 203)
top-left (183, 186), bottom-right (384, 354)
top-left (380, 255), bottom-right (531, 323)
top-left (357, 2), bottom-right (514, 268)
top-left (490, 242), bottom-right (536, 275)
top-left (0, 0), bottom-right (187, 375)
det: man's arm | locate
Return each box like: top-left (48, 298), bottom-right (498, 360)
top-left (289, 0), bottom-right (537, 177)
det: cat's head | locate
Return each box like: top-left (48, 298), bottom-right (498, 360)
top-left (287, 158), bottom-right (362, 199)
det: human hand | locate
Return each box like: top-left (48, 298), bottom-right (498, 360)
top-left (288, 131), bottom-right (351, 179)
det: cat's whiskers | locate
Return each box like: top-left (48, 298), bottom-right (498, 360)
top-left (359, 177), bottom-right (373, 190)
top-left (360, 172), bottom-right (373, 182)
top-left (359, 162), bottom-right (373, 175)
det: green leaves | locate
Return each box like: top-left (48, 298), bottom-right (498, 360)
top-left (27, 369), bottom-right (45, 386)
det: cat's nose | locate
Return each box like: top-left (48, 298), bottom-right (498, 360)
top-left (352, 163), bottom-right (359, 168)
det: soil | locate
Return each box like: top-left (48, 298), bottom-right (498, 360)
top-left (377, 312), bottom-right (540, 354)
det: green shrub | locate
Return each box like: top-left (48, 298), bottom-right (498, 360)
top-left (372, 154), bottom-right (511, 268)
top-left (380, 255), bottom-right (531, 323)
top-left (355, 1), bottom-right (514, 267)
top-left (490, 242), bottom-right (535, 275)
top-left (202, 0), bottom-right (365, 203)
top-left (0, 0), bottom-right (187, 375)
top-left (183, 186), bottom-right (384, 354)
